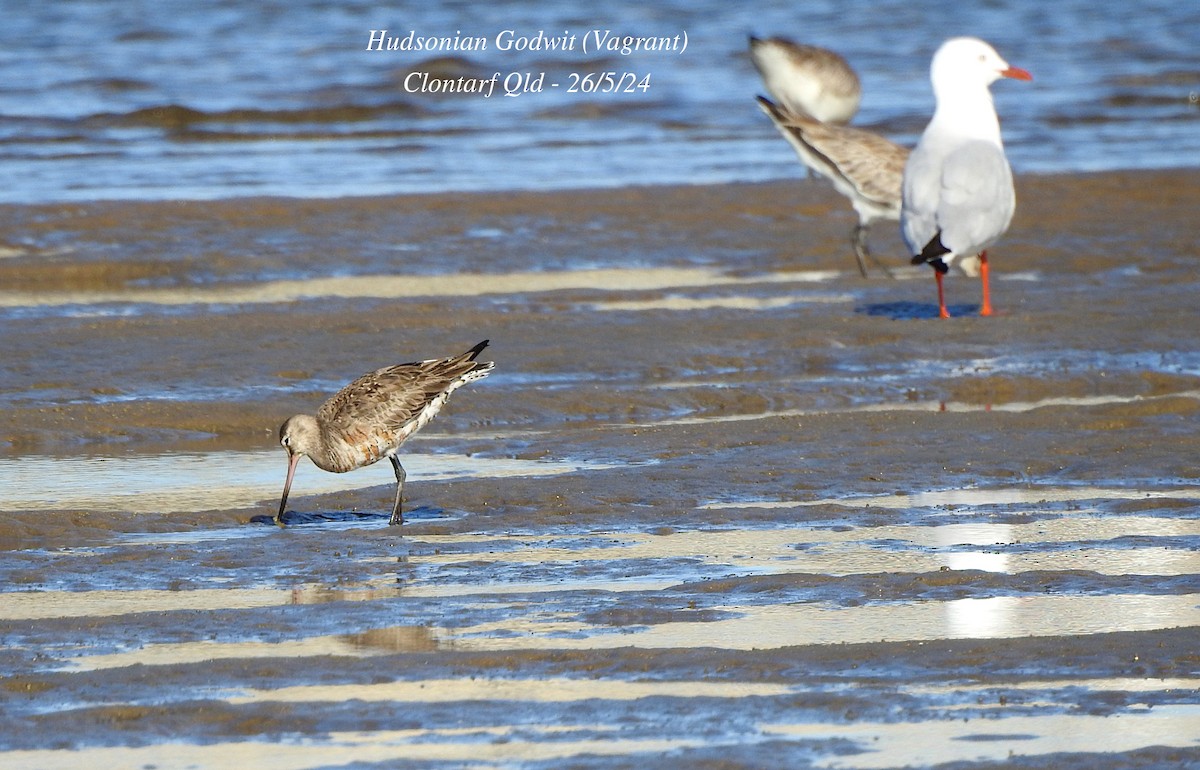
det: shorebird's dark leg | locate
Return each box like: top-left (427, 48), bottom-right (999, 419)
top-left (850, 225), bottom-right (870, 278)
top-left (388, 456), bottom-right (406, 526)
top-left (851, 225), bottom-right (895, 279)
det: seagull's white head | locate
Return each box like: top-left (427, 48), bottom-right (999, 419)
top-left (931, 37), bottom-right (1031, 96)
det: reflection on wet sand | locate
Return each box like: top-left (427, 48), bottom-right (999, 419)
top-left (0, 579), bottom-right (407, 624)
top-left (0, 587), bottom-right (286, 621)
top-left (67, 592), bottom-right (1196, 671)
top-left (703, 485), bottom-right (1200, 510)
top-left (405, 513), bottom-right (1200, 588)
top-left (6, 705), bottom-right (1195, 770)
top-left (902, 676), bottom-right (1200, 697)
top-left (227, 677), bottom-right (795, 705)
top-left (11, 499), bottom-right (1195, 678)
top-left (442, 594), bottom-right (1200, 651)
top-left (0, 266), bottom-right (824, 309)
top-left (588, 291), bottom-right (851, 312)
top-left (763, 706), bottom-right (1200, 769)
top-left (0, 732), bottom-right (711, 770)
top-left (1, 450), bottom-right (620, 514)
top-left (859, 389), bottom-right (1200, 415)
top-left (64, 626), bottom-right (439, 672)
top-left (637, 388), bottom-right (1200, 427)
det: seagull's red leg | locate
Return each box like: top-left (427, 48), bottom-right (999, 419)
top-left (936, 271), bottom-right (950, 319)
top-left (979, 251), bottom-right (993, 316)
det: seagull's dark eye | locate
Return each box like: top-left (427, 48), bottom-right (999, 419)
top-left (282, 435), bottom-right (290, 446)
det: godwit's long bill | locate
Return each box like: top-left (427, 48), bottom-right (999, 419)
top-left (275, 340), bottom-right (494, 526)
top-left (901, 37), bottom-right (1031, 318)
top-left (757, 95), bottom-right (907, 278)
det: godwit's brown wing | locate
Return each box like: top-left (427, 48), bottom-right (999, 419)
top-left (757, 96), bottom-right (907, 277)
top-left (796, 123), bottom-right (908, 213)
top-left (316, 340), bottom-right (492, 441)
top-left (757, 96), bottom-right (906, 214)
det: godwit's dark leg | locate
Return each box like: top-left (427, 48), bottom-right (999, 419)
top-left (388, 456), bottom-right (406, 526)
top-left (935, 271), bottom-right (950, 319)
top-left (852, 224), bottom-right (895, 280)
top-left (851, 225), bottom-right (870, 278)
top-left (978, 251), bottom-right (993, 316)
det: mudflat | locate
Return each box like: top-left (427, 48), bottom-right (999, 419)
top-left (0, 170), bottom-right (1197, 768)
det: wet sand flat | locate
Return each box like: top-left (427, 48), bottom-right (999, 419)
top-left (0, 170), bottom-right (1198, 768)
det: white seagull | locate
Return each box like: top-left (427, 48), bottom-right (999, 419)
top-left (757, 94), bottom-right (907, 278)
top-left (749, 36), bottom-right (861, 124)
top-left (901, 37), bottom-right (1031, 318)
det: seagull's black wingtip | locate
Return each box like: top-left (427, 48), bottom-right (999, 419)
top-left (913, 232), bottom-right (951, 273)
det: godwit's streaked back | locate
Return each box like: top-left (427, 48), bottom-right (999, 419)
top-left (275, 340), bottom-right (494, 526)
top-left (757, 95), bottom-right (907, 278)
top-left (749, 36), bottom-right (861, 124)
top-left (902, 38), bottom-right (1031, 318)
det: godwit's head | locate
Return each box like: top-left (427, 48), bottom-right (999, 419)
top-left (275, 414), bottom-right (320, 525)
top-left (279, 414), bottom-right (320, 457)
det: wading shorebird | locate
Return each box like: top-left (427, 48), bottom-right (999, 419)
top-left (902, 37), bottom-right (1031, 318)
top-left (275, 340), bottom-right (494, 526)
top-left (757, 94), bottom-right (908, 278)
top-left (749, 36), bottom-right (861, 124)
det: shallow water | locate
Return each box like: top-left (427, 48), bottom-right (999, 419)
top-left (5, 473), bottom-right (1196, 765)
top-left (1, 174), bottom-right (1198, 767)
top-left (10, 705), bottom-right (1198, 770)
top-left (1, 1), bottom-right (1196, 203)
top-left (0, 449), bottom-right (619, 513)
top-left (0, 265), bottom-right (825, 312)
top-left (765, 708), bottom-right (1200, 769)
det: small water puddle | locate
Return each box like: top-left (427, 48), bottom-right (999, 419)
top-left (58, 625), bottom-right (438, 673)
top-left (0, 586), bottom-right (290, 622)
top-left (634, 389), bottom-right (1200, 428)
top-left (0, 732), bottom-right (710, 770)
top-left (0, 266), bottom-right (824, 311)
top-left (703, 484), bottom-right (1200, 510)
top-left (764, 706), bottom-right (1200, 769)
top-left (6, 700), bottom-right (1194, 770)
top-left (587, 291), bottom-right (852, 312)
top-left (406, 514), bottom-right (1200, 583)
top-left (0, 449), bottom-right (620, 514)
top-left (442, 594), bottom-right (1200, 651)
top-left (226, 677), bottom-right (795, 705)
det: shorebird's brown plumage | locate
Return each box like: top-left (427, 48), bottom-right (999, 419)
top-left (757, 95), bottom-right (909, 278)
top-left (749, 36), bottom-right (862, 124)
top-left (275, 340), bottom-right (494, 526)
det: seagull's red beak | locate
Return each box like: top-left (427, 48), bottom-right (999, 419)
top-left (1001, 66), bottom-right (1032, 81)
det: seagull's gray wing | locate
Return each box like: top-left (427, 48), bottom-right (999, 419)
top-left (900, 144), bottom-right (943, 256)
top-left (936, 141), bottom-right (1015, 256)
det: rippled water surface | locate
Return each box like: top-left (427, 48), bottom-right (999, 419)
top-left (0, 0), bottom-right (1196, 202)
